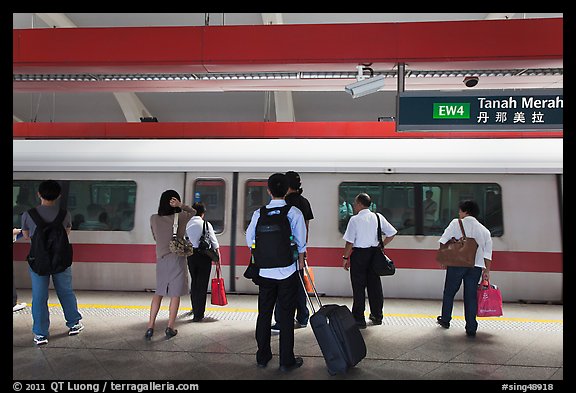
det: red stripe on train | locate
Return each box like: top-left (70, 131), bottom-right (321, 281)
top-left (12, 243), bottom-right (562, 273)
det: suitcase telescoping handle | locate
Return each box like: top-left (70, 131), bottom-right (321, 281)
top-left (298, 260), bottom-right (323, 313)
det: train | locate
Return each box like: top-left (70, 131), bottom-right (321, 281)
top-left (12, 137), bottom-right (563, 303)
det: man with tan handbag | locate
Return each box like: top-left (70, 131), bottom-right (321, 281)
top-left (436, 200), bottom-right (492, 337)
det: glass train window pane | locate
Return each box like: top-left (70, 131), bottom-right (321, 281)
top-left (13, 180), bottom-right (137, 232)
top-left (193, 179), bottom-right (226, 234)
top-left (13, 181), bottom-right (42, 228)
top-left (427, 183), bottom-right (503, 237)
top-left (70, 181), bottom-right (137, 231)
top-left (338, 182), bottom-right (503, 237)
top-left (244, 180), bottom-right (269, 231)
top-left (338, 182), bottom-right (414, 235)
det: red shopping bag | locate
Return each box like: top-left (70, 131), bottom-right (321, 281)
top-left (211, 265), bottom-right (228, 306)
top-left (477, 280), bottom-right (503, 317)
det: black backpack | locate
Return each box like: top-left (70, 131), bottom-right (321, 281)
top-left (253, 205), bottom-right (297, 269)
top-left (27, 208), bottom-right (73, 276)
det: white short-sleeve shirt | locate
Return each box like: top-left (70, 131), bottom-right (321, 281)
top-left (438, 216), bottom-right (493, 268)
top-left (343, 209), bottom-right (397, 248)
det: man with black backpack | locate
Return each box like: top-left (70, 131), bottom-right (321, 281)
top-left (21, 180), bottom-right (83, 346)
top-left (245, 173), bottom-right (307, 372)
top-left (271, 171), bottom-right (314, 332)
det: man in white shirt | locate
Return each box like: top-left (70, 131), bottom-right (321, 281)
top-left (436, 200), bottom-right (492, 337)
top-left (245, 173), bottom-right (307, 371)
top-left (342, 193), bottom-right (397, 328)
top-left (185, 202), bottom-right (221, 322)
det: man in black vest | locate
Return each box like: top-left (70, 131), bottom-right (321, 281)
top-left (271, 171), bottom-right (314, 331)
top-left (245, 173), bottom-right (307, 371)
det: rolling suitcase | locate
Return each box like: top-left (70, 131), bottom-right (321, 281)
top-left (299, 264), bottom-right (367, 375)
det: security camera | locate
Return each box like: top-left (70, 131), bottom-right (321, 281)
top-left (463, 76), bottom-right (479, 88)
top-left (345, 75), bottom-right (386, 98)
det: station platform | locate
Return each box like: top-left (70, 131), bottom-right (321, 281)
top-left (12, 289), bottom-right (563, 383)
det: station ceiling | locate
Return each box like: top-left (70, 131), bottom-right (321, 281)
top-left (12, 13), bottom-right (563, 123)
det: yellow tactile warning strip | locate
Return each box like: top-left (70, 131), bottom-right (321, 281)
top-left (14, 303), bottom-right (563, 332)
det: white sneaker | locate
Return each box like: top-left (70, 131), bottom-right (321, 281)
top-left (68, 322), bottom-right (85, 336)
top-left (13, 302), bottom-right (27, 312)
top-left (34, 335), bottom-right (48, 345)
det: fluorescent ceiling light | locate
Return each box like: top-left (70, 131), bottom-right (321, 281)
top-left (12, 68), bottom-right (563, 83)
top-left (345, 75), bottom-right (386, 98)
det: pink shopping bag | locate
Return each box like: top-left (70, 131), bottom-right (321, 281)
top-left (477, 280), bottom-right (503, 317)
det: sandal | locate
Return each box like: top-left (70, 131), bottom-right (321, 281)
top-left (144, 328), bottom-right (154, 340)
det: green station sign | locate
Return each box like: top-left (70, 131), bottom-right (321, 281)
top-left (433, 103), bottom-right (470, 119)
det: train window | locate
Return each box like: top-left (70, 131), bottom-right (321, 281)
top-left (244, 179), bottom-right (270, 230)
top-left (69, 181), bottom-right (136, 231)
top-left (13, 181), bottom-right (43, 228)
top-left (13, 180), bottom-right (137, 232)
top-left (338, 182), bottom-right (503, 237)
top-left (193, 179), bottom-right (225, 234)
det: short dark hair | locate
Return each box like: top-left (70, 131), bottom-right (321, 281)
top-left (38, 180), bottom-right (61, 201)
top-left (355, 193), bottom-right (371, 208)
top-left (192, 202), bottom-right (206, 216)
top-left (158, 189), bottom-right (181, 216)
top-left (459, 200), bottom-right (479, 218)
top-left (268, 173), bottom-right (288, 198)
top-left (285, 171), bottom-right (302, 191)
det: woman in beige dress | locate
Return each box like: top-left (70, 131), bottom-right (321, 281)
top-left (145, 190), bottom-right (196, 340)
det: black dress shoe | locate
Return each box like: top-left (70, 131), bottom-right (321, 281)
top-left (466, 330), bottom-right (476, 338)
top-left (279, 357), bottom-right (303, 372)
top-left (355, 320), bottom-right (367, 329)
top-left (369, 314), bottom-right (383, 325)
top-left (436, 316), bottom-right (450, 329)
top-left (144, 328), bottom-right (154, 340)
top-left (256, 358), bottom-right (271, 368)
top-left (165, 327), bottom-right (178, 339)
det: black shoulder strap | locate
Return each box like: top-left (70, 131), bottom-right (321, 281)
top-left (54, 209), bottom-right (67, 225)
top-left (28, 208), bottom-right (67, 228)
top-left (375, 212), bottom-right (384, 249)
top-left (28, 208), bottom-right (45, 228)
top-left (202, 219), bottom-right (207, 235)
top-left (279, 204), bottom-right (291, 216)
top-left (259, 206), bottom-right (268, 217)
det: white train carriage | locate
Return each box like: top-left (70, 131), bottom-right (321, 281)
top-left (12, 138), bottom-right (563, 302)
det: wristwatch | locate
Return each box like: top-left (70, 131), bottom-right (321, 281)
top-left (342, 256), bottom-right (349, 260)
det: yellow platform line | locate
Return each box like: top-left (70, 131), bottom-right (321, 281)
top-left (383, 312), bottom-right (562, 324)
top-left (35, 303), bottom-right (562, 324)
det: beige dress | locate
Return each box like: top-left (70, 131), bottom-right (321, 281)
top-left (150, 206), bottom-right (195, 297)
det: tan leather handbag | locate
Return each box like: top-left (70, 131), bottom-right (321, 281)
top-left (436, 218), bottom-right (477, 267)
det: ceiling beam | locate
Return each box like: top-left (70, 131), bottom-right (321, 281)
top-left (261, 13), bottom-right (295, 121)
top-left (15, 19), bottom-right (562, 74)
top-left (13, 121), bottom-right (562, 139)
top-left (113, 92), bottom-right (152, 122)
top-left (32, 13), bottom-right (152, 123)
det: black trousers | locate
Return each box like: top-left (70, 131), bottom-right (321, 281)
top-left (186, 252), bottom-right (213, 319)
top-left (273, 269), bottom-right (309, 325)
top-left (255, 271), bottom-right (298, 366)
top-left (350, 247), bottom-right (384, 322)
